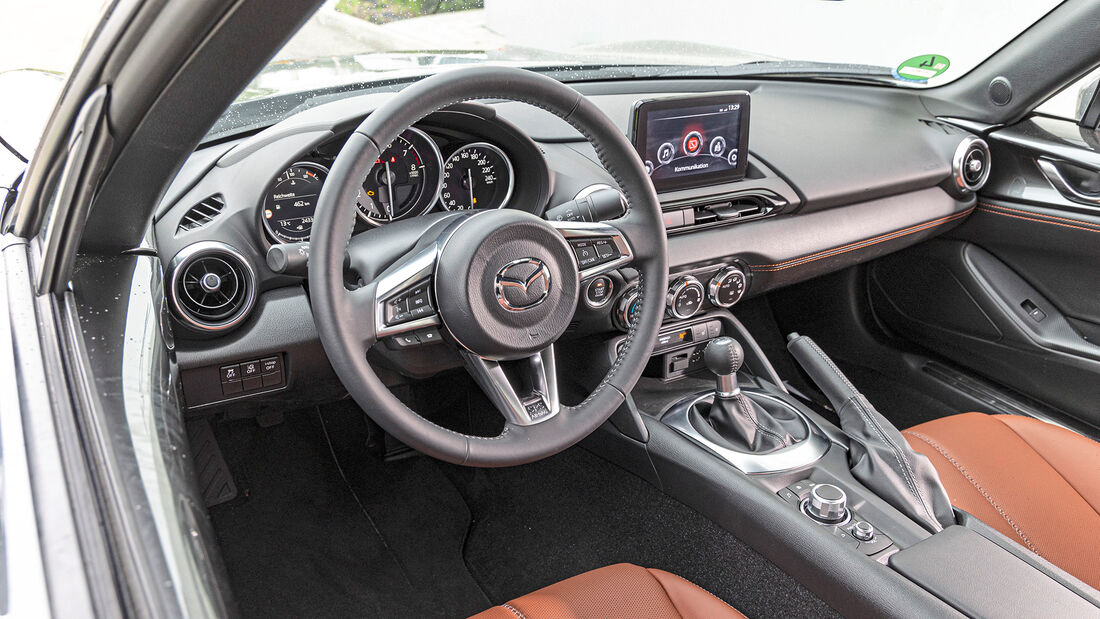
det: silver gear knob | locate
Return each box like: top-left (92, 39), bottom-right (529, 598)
top-left (703, 337), bottom-right (743, 397)
top-left (807, 483), bottom-right (848, 523)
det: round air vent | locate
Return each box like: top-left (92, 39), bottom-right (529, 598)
top-left (953, 136), bottom-right (991, 193)
top-left (168, 242), bottom-right (256, 332)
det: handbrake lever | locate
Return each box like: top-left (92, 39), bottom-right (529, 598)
top-left (786, 332), bottom-right (955, 532)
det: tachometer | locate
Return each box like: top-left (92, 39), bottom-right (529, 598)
top-left (355, 127), bottom-right (443, 225)
top-left (439, 142), bottom-right (514, 211)
top-left (262, 162), bottom-right (327, 243)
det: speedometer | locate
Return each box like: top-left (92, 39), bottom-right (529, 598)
top-left (439, 142), bottom-right (514, 211)
top-left (356, 127), bottom-right (443, 226)
top-left (262, 162), bottom-right (327, 243)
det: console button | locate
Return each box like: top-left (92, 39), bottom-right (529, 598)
top-left (832, 526), bottom-right (861, 549)
top-left (787, 479), bottom-right (817, 499)
top-left (220, 364), bottom-right (242, 384)
top-left (242, 376), bottom-right (263, 392)
top-left (858, 530), bottom-right (893, 556)
top-left (851, 521), bottom-right (875, 541)
top-left (262, 371), bottom-right (284, 388)
top-left (221, 379), bottom-right (243, 396)
top-left (241, 360), bottom-right (261, 378)
top-left (261, 356), bottom-right (282, 376)
top-left (691, 323), bottom-right (708, 341)
top-left (777, 487), bottom-right (800, 505)
top-left (707, 320), bottom-right (722, 339)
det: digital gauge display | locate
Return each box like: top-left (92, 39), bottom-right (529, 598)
top-left (262, 162), bottom-right (328, 243)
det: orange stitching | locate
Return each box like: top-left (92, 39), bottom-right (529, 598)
top-left (979, 202), bottom-right (1100, 230)
top-left (750, 209), bottom-right (972, 272)
top-left (977, 206), bottom-right (1100, 234)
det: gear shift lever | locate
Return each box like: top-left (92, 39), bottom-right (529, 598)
top-left (699, 337), bottom-right (798, 452)
top-left (704, 336), bottom-right (743, 397)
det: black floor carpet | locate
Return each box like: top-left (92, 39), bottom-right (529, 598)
top-left (208, 403), bottom-right (836, 619)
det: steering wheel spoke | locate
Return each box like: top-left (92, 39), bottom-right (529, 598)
top-left (460, 346), bottom-right (560, 427)
top-left (549, 219), bottom-right (635, 281)
top-left (371, 243), bottom-right (443, 339)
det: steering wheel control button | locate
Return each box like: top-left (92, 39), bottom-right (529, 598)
top-left (708, 266), bottom-right (747, 308)
top-left (805, 483), bottom-right (849, 524)
top-left (572, 241), bottom-right (600, 269)
top-left (584, 276), bottom-right (613, 308)
top-left (851, 521), bottom-right (875, 541)
top-left (384, 278), bottom-right (436, 326)
top-left (388, 333), bottom-right (420, 349)
top-left (666, 275), bottom-right (705, 319)
top-left (417, 329), bottom-right (442, 344)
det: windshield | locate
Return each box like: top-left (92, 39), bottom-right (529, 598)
top-left (212, 0), bottom-right (1062, 137)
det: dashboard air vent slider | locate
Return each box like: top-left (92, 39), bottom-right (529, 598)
top-left (169, 241), bottom-right (256, 332)
top-left (176, 194), bottom-right (226, 234)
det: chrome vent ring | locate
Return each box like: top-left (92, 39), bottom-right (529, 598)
top-left (953, 136), bottom-right (991, 192)
top-left (168, 241), bottom-right (256, 332)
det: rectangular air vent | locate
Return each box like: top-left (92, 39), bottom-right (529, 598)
top-left (176, 195), bottom-right (226, 234)
top-left (662, 192), bottom-right (783, 235)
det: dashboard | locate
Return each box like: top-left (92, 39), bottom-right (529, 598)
top-left (153, 79), bottom-right (984, 411)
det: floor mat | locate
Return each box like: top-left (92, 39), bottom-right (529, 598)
top-left (441, 448), bottom-right (836, 618)
top-left (209, 403), bottom-right (835, 619)
top-left (208, 407), bottom-right (488, 619)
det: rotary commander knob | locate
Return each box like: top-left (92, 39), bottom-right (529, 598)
top-left (806, 483), bottom-right (848, 524)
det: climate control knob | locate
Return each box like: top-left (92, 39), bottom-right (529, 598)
top-left (708, 266), bottom-right (747, 308)
top-left (614, 286), bottom-right (641, 331)
top-left (666, 276), bottom-right (704, 320)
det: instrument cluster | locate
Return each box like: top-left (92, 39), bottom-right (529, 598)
top-left (260, 127), bottom-right (516, 244)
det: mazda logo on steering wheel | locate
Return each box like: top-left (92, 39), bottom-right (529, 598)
top-left (495, 258), bottom-right (551, 311)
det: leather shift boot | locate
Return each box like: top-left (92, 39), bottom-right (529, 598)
top-left (692, 392), bottom-right (807, 453)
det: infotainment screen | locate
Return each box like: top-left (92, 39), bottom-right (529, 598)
top-left (630, 92), bottom-right (751, 192)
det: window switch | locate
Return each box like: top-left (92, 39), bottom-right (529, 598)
top-left (1021, 299), bottom-right (1047, 322)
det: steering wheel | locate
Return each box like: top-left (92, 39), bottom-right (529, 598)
top-left (310, 66), bottom-right (667, 466)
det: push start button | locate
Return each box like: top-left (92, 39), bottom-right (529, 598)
top-left (584, 275), bottom-right (613, 308)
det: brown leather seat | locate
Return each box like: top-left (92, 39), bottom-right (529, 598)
top-left (469, 563), bottom-right (746, 619)
top-left (903, 413), bottom-right (1100, 590)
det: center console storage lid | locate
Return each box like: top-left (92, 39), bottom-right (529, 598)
top-left (889, 526), bottom-right (1098, 617)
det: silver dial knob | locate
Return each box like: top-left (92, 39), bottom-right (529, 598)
top-left (614, 286), bottom-right (641, 331)
top-left (851, 521), bottom-right (875, 541)
top-left (807, 483), bottom-right (848, 523)
top-left (666, 276), bottom-right (704, 320)
top-left (708, 266), bottom-right (747, 308)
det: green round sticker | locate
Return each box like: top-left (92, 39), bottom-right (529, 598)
top-left (894, 54), bottom-right (950, 82)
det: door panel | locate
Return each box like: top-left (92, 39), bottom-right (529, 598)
top-left (868, 115), bottom-right (1100, 429)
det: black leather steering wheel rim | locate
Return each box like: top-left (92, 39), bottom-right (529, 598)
top-left (309, 66), bottom-right (667, 466)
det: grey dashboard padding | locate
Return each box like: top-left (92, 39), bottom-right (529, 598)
top-left (308, 66), bottom-right (668, 466)
top-left (890, 526), bottom-right (1100, 617)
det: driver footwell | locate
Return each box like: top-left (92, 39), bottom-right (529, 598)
top-left (206, 401), bottom-right (835, 618)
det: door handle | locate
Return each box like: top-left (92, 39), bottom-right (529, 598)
top-left (1036, 157), bottom-right (1100, 209)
